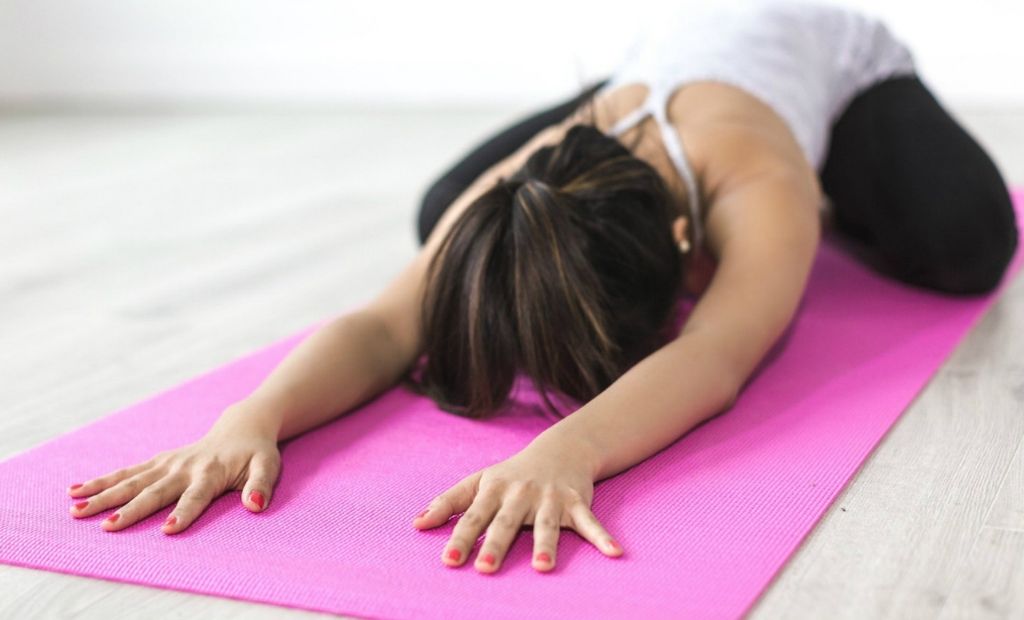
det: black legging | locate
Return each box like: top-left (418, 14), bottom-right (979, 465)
top-left (415, 75), bottom-right (1019, 296)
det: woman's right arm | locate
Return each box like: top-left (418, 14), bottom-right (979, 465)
top-left (216, 308), bottom-right (418, 443)
top-left (66, 214), bottom-right (463, 534)
top-left (66, 309), bottom-right (417, 534)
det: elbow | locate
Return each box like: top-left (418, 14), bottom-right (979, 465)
top-left (720, 379), bottom-right (740, 410)
top-left (721, 358), bottom-right (759, 403)
top-left (717, 361), bottom-right (748, 411)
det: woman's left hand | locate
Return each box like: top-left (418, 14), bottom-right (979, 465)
top-left (411, 435), bottom-right (624, 573)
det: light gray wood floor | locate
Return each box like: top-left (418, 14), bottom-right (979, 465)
top-left (1, 104), bottom-right (1022, 619)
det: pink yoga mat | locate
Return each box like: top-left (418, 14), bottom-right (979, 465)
top-left (2, 191), bottom-right (1023, 619)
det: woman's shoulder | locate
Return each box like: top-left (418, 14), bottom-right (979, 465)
top-left (668, 83), bottom-right (822, 261)
top-left (671, 81), bottom-right (810, 166)
top-left (581, 80), bottom-right (809, 168)
top-left (584, 80), bottom-right (814, 203)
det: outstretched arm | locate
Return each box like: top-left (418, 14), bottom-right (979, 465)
top-left (538, 168), bottom-right (823, 480)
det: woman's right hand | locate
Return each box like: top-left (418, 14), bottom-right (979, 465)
top-left (66, 410), bottom-right (282, 534)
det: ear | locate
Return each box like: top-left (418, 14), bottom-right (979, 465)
top-left (672, 215), bottom-right (689, 245)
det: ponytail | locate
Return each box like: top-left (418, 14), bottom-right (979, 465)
top-left (404, 124), bottom-right (686, 419)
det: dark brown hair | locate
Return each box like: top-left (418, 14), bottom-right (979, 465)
top-left (402, 101), bottom-right (690, 419)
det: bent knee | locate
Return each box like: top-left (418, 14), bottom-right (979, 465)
top-left (915, 201), bottom-right (1019, 295)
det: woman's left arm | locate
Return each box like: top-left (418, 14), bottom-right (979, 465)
top-left (541, 168), bottom-right (824, 481)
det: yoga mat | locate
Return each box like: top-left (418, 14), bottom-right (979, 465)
top-left (2, 190), bottom-right (1022, 619)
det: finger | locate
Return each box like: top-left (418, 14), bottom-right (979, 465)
top-left (530, 499), bottom-right (562, 572)
top-left (69, 468), bottom-right (162, 519)
top-left (241, 450), bottom-right (280, 513)
top-left (67, 458), bottom-right (156, 498)
top-left (162, 477), bottom-right (222, 534)
top-left (474, 492), bottom-right (531, 574)
top-left (442, 488), bottom-right (500, 567)
top-left (99, 474), bottom-right (187, 531)
top-left (415, 471), bottom-right (480, 529)
top-left (567, 500), bottom-right (623, 557)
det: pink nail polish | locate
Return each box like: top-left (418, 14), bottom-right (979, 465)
top-left (164, 515), bottom-right (177, 527)
top-left (607, 539), bottom-right (620, 551)
top-left (105, 512), bottom-right (120, 523)
top-left (73, 501), bottom-right (89, 511)
top-left (536, 552), bottom-right (551, 563)
top-left (416, 509), bottom-right (428, 519)
top-left (446, 548), bottom-right (461, 562)
top-left (69, 483), bottom-right (83, 491)
top-left (481, 553), bottom-right (496, 566)
top-left (249, 490), bottom-right (265, 509)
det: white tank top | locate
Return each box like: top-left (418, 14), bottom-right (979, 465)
top-left (596, 0), bottom-right (917, 250)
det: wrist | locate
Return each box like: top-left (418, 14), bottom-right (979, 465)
top-left (529, 421), bottom-right (606, 482)
top-left (213, 397), bottom-right (285, 441)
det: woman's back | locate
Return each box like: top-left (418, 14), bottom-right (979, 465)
top-left (598, 0), bottom-right (916, 172)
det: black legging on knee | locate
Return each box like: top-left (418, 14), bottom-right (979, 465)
top-left (820, 74), bottom-right (1018, 295)
top-left (416, 74), bottom-right (1018, 295)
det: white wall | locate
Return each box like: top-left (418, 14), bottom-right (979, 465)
top-left (1, 0), bottom-right (1021, 107)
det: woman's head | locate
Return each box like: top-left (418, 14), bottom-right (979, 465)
top-left (404, 121), bottom-right (690, 419)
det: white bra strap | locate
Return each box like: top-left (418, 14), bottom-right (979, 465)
top-left (651, 104), bottom-right (704, 249)
top-left (608, 98), bottom-right (654, 136)
top-left (603, 85), bottom-right (704, 248)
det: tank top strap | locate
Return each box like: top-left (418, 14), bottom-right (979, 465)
top-left (603, 83), bottom-right (705, 249)
top-left (649, 96), bottom-right (705, 250)
top-left (607, 98), bottom-right (655, 137)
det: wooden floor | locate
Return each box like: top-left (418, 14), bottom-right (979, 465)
top-left (1, 104), bottom-right (1022, 619)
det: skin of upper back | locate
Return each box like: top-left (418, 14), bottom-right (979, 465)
top-left (566, 80), bottom-right (824, 296)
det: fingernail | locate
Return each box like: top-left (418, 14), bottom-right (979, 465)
top-left (105, 512), bottom-right (120, 523)
top-left (68, 483), bottom-right (83, 491)
top-left (249, 490), bottom-right (265, 509)
top-left (607, 539), bottom-right (620, 551)
top-left (164, 515), bottom-right (177, 527)
top-left (481, 553), bottom-right (496, 566)
top-left (446, 548), bottom-right (461, 562)
top-left (73, 501), bottom-right (89, 511)
top-left (536, 552), bottom-right (551, 563)
top-left (416, 509), bottom-right (428, 519)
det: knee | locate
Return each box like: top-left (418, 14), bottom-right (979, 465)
top-left (915, 195), bottom-right (1019, 295)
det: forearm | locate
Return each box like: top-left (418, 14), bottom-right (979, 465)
top-left (217, 311), bottom-right (408, 442)
top-left (532, 330), bottom-right (740, 482)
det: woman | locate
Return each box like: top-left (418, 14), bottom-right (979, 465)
top-left (66, 1), bottom-right (1017, 575)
